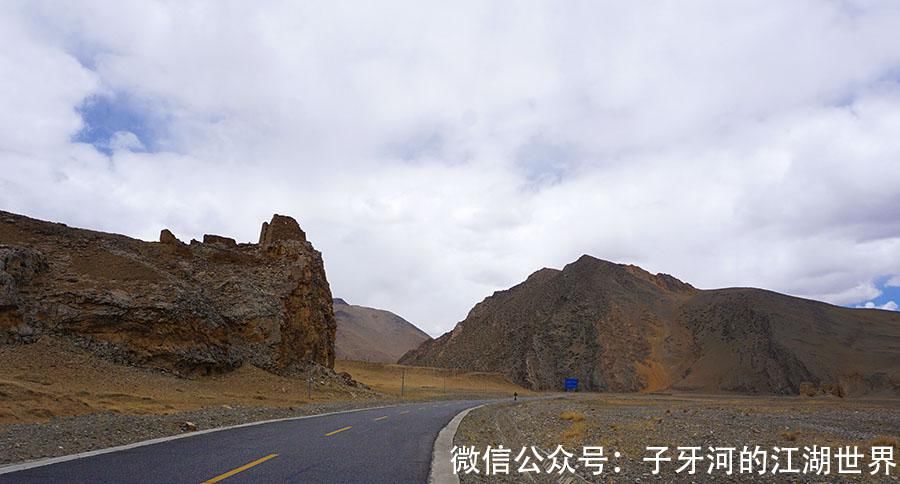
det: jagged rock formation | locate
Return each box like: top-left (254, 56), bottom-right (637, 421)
top-left (259, 214), bottom-right (306, 247)
top-left (400, 255), bottom-right (900, 396)
top-left (333, 298), bottom-right (431, 363)
top-left (0, 211), bottom-right (336, 376)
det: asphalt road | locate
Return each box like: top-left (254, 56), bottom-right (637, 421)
top-left (0, 399), bottom-right (488, 484)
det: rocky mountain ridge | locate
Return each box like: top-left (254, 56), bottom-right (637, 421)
top-left (401, 255), bottom-right (900, 396)
top-left (0, 211), bottom-right (336, 376)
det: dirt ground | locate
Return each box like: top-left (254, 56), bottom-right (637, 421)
top-left (0, 337), bottom-right (528, 427)
top-left (0, 337), bottom-right (531, 465)
top-left (454, 393), bottom-right (900, 483)
top-left (334, 360), bottom-right (531, 400)
top-left (0, 337), bottom-right (379, 425)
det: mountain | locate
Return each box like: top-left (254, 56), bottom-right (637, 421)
top-left (400, 255), bottom-right (900, 396)
top-left (0, 211), bottom-right (336, 376)
top-left (333, 298), bottom-right (431, 363)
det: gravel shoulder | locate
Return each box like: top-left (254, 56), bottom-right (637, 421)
top-left (454, 393), bottom-right (900, 483)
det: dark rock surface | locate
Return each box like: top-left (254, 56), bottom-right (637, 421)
top-left (0, 211), bottom-right (336, 376)
top-left (401, 255), bottom-right (900, 396)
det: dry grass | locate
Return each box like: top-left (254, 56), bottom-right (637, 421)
top-left (561, 420), bottom-right (587, 443)
top-left (779, 429), bottom-right (800, 442)
top-left (869, 436), bottom-right (900, 452)
top-left (0, 337), bottom-right (533, 426)
top-left (560, 410), bottom-right (586, 422)
top-left (334, 359), bottom-right (530, 399)
top-left (0, 337), bottom-right (374, 425)
top-left (559, 411), bottom-right (588, 445)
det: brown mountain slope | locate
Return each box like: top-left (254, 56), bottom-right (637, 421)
top-left (334, 298), bottom-right (431, 363)
top-left (0, 211), bottom-right (336, 376)
top-left (400, 255), bottom-right (900, 396)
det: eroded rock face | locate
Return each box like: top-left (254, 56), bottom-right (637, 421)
top-left (0, 245), bottom-right (47, 343)
top-left (159, 229), bottom-right (180, 245)
top-left (202, 234), bottom-right (237, 248)
top-left (0, 212), bottom-right (336, 376)
top-left (401, 255), bottom-right (900, 396)
top-left (259, 214), bottom-right (306, 247)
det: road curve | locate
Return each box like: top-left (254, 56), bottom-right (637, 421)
top-left (0, 399), bottom-right (489, 484)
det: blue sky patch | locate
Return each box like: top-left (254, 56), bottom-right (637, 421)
top-left (854, 275), bottom-right (900, 310)
top-left (73, 92), bottom-right (162, 155)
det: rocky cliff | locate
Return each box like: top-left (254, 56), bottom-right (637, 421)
top-left (400, 255), bottom-right (900, 396)
top-left (0, 211), bottom-right (336, 376)
top-left (333, 298), bottom-right (431, 363)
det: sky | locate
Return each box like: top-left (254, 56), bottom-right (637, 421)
top-left (1, 1), bottom-right (900, 336)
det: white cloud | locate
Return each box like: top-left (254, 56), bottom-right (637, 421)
top-left (886, 275), bottom-right (900, 287)
top-left (2, 1), bottom-right (900, 335)
top-left (858, 300), bottom-right (899, 311)
top-left (108, 131), bottom-right (144, 152)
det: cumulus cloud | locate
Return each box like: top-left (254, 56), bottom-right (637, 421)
top-left (2, 1), bottom-right (900, 335)
top-left (858, 301), bottom-right (899, 311)
top-left (107, 131), bottom-right (144, 152)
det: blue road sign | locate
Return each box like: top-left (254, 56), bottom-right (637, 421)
top-left (564, 378), bottom-right (579, 391)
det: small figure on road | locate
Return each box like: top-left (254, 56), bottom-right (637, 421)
top-left (513, 392), bottom-right (518, 401)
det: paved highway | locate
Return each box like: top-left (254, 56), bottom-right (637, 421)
top-left (0, 399), bottom-right (488, 483)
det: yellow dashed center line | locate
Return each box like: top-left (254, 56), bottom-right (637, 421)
top-left (202, 453), bottom-right (278, 483)
top-left (373, 416), bottom-right (388, 421)
top-left (325, 426), bottom-right (352, 436)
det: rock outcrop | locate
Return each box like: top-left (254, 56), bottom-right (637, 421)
top-left (333, 298), bottom-right (431, 363)
top-left (201, 234), bottom-right (237, 248)
top-left (401, 255), bottom-right (900, 396)
top-left (0, 211), bottom-right (336, 376)
top-left (159, 229), bottom-right (180, 245)
top-left (259, 214), bottom-right (306, 247)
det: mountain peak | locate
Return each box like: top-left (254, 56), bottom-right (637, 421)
top-left (334, 301), bottom-right (431, 363)
top-left (401, 256), bottom-right (899, 395)
top-left (561, 255), bottom-right (694, 293)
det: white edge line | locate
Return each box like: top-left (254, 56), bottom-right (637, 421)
top-left (0, 403), bottom-right (405, 475)
top-left (428, 403), bottom-right (488, 484)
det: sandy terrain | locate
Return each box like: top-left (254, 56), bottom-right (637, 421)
top-left (455, 393), bottom-right (899, 483)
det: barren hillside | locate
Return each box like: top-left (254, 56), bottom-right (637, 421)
top-left (401, 255), bottom-right (900, 396)
top-left (334, 299), bottom-right (430, 363)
